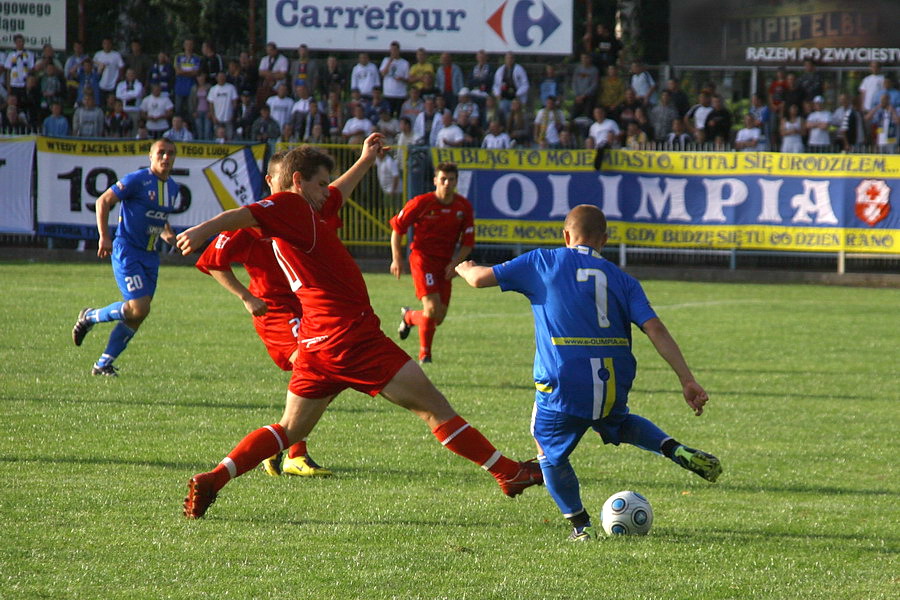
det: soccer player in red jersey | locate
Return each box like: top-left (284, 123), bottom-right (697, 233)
top-left (176, 133), bottom-right (542, 519)
top-left (389, 163), bottom-right (474, 364)
top-left (193, 152), bottom-right (331, 478)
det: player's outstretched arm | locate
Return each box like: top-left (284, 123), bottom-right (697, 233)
top-left (208, 268), bottom-right (268, 316)
top-left (445, 245), bottom-right (474, 280)
top-left (455, 260), bottom-right (498, 288)
top-left (641, 317), bottom-right (708, 416)
top-left (332, 132), bottom-right (386, 200)
top-left (176, 207), bottom-right (257, 256)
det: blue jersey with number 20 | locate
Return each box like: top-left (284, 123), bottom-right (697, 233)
top-left (110, 168), bottom-right (180, 252)
top-left (493, 245), bottom-right (657, 420)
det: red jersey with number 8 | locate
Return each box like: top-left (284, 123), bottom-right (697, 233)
top-left (390, 192), bottom-right (475, 261)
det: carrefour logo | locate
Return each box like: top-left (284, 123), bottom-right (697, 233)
top-left (487, 0), bottom-right (562, 47)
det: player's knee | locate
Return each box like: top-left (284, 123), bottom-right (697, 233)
top-left (125, 299), bottom-right (151, 322)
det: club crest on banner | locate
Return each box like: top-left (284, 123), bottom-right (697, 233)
top-left (855, 179), bottom-right (891, 226)
top-left (203, 146), bottom-right (265, 210)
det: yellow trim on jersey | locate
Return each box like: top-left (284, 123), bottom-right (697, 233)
top-left (157, 179), bottom-right (165, 206)
top-left (602, 357), bottom-right (616, 418)
top-left (551, 337), bottom-right (629, 346)
top-left (535, 382), bottom-right (553, 393)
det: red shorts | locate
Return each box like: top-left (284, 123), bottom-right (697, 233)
top-left (252, 303), bottom-right (302, 372)
top-left (288, 312), bottom-right (411, 399)
top-left (409, 250), bottom-right (452, 305)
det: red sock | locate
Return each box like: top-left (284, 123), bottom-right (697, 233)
top-left (405, 309), bottom-right (422, 327)
top-left (287, 439), bottom-right (308, 459)
top-left (211, 423), bottom-right (289, 491)
top-left (432, 415), bottom-right (518, 481)
top-left (418, 316), bottom-right (436, 360)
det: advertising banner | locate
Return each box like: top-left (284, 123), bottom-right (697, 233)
top-left (267, 0), bottom-right (572, 55)
top-left (669, 0), bottom-right (900, 66)
top-left (36, 137), bottom-right (266, 239)
top-left (433, 147), bottom-right (900, 254)
top-left (0, 0), bottom-right (66, 50)
top-left (0, 136), bottom-right (36, 233)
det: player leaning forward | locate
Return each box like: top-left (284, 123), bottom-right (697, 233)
top-left (72, 138), bottom-right (179, 375)
top-left (456, 204), bottom-right (722, 541)
top-left (176, 133), bottom-right (542, 519)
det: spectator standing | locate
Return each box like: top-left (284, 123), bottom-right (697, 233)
top-left (76, 58), bottom-right (102, 106)
top-left (34, 44), bottom-right (62, 77)
top-left (5, 34), bottom-right (35, 102)
top-left (200, 41), bottom-right (224, 79)
top-left (832, 93), bottom-right (865, 152)
top-left (39, 63), bottom-right (67, 116)
top-left (324, 90), bottom-right (346, 138)
top-left (365, 87), bottom-right (392, 123)
top-left (748, 92), bottom-right (771, 149)
top-left (300, 100), bottom-right (327, 142)
top-left (265, 82), bottom-right (294, 130)
top-left (599, 65), bottom-right (626, 113)
top-left (859, 61), bottom-right (886, 113)
top-left (380, 41), bottom-right (409, 116)
top-left (2, 104), bottom-right (30, 134)
top-left (436, 52), bottom-right (464, 110)
top-left (434, 110), bottom-right (464, 148)
top-left (589, 23), bottom-right (622, 73)
top-left (73, 92), bottom-right (105, 137)
top-left (506, 97), bottom-right (531, 147)
top-left (351, 53), bottom-right (380, 100)
top-left (115, 68), bottom-right (144, 124)
top-left (408, 48), bottom-right (434, 91)
top-left (665, 78), bottom-right (690, 118)
top-left (140, 83), bottom-right (174, 138)
top-left (685, 92), bottom-right (714, 143)
top-left (413, 97), bottom-right (441, 146)
top-left (105, 98), bottom-right (134, 138)
top-left (704, 95), bottom-right (732, 146)
top-left (734, 114), bottom-right (762, 151)
top-left (238, 51), bottom-right (260, 96)
top-left (453, 89), bottom-right (480, 125)
top-left (189, 71), bottom-right (212, 140)
top-left (865, 94), bottom-right (900, 153)
top-left (455, 110), bottom-right (482, 147)
top-left (65, 41), bottom-right (89, 103)
top-left (492, 52), bottom-right (529, 114)
top-left (124, 40), bottom-right (153, 88)
top-left (533, 96), bottom-right (566, 149)
top-left (251, 104), bottom-right (281, 145)
top-left (374, 107), bottom-right (400, 144)
top-left (649, 90), bottom-right (678, 141)
top-left (257, 42), bottom-right (289, 102)
top-left (289, 84), bottom-right (315, 134)
top-left (342, 104), bottom-right (374, 144)
top-left (630, 61), bottom-right (656, 107)
top-left (782, 73), bottom-right (806, 117)
top-left (482, 120), bottom-right (513, 149)
top-left (767, 67), bottom-right (789, 116)
top-left (173, 38), bottom-right (201, 119)
top-left (538, 64), bottom-right (562, 107)
top-left (805, 96), bottom-right (832, 152)
top-left (94, 37), bottom-right (125, 106)
top-left (467, 49), bottom-right (492, 107)
top-left (665, 118), bottom-right (693, 148)
top-left (319, 54), bottom-right (345, 98)
top-left (571, 53), bottom-right (599, 121)
top-left (209, 71), bottom-right (238, 140)
top-left (42, 100), bottom-right (69, 136)
top-left (148, 52), bottom-right (175, 98)
top-left (779, 103), bottom-right (805, 153)
top-left (797, 59), bottom-right (823, 100)
top-left (234, 90), bottom-right (258, 140)
top-left (588, 106), bottom-right (620, 149)
top-left (290, 44), bottom-right (319, 94)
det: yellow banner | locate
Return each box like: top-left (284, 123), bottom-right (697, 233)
top-left (37, 136), bottom-right (251, 159)
top-left (432, 147), bottom-right (596, 172)
top-left (475, 219), bottom-right (899, 253)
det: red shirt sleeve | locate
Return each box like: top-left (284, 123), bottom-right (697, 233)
top-left (390, 194), bottom-right (425, 233)
top-left (459, 197), bottom-right (475, 247)
top-left (195, 229), bottom-right (253, 274)
top-left (247, 191), bottom-right (316, 251)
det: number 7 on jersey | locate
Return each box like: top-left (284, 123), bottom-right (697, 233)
top-left (576, 268), bottom-right (610, 328)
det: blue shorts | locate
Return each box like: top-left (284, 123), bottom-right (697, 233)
top-left (531, 402), bottom-right (635, 466)
top-left (111, 241), bottom-right (160, 300)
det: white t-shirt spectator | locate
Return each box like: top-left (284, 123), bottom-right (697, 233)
top-left (435, 123), bottom-right (464, 148)
top-left (482, 132), bottom-right (513, 149)
top-left (94, 49), bottom-right (125, 92)
top-left (140, 93), bottom-right (174, 132)
top-left (350, 62), bottom-right (380, 97)
top-left (116, 79), bottom-right (144, 117)
top-left (376, 153), bottom-right (401, 194)
top-left (342, 116), bottom-right (374, 138)
top-left (686, 104), bottom-right (714, 132)
top-left (379, 57), bottom-right (409, 99)
top-left (209, 81), bottom-right (238, 123)
top-left (859, 74), bottom-right (885, 112)
top-left (806, 110), bottom-right (832, 146)
top-left (588, 118), bottom-right (620, 148)
top-left (735, 127), bottom-right (761, 151)
top-left (266, 95), bottom-right (295, 128)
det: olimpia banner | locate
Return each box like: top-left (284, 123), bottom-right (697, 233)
top-left (433, 147), bottom-right (900, 254)
top-left (36, 138), bottom-right (265, 239)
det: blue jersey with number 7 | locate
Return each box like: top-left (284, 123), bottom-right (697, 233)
top-left (493, 245), bottom-right (657, 420)
top-left (110, 168), bottom-right (180, 252)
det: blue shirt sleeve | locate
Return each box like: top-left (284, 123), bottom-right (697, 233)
top-left (110, 170), bottom-right (140, 202)
top-left (625, 274), bottom-right (657, 327)
top-left (493, 250), bottom-right (542, 297)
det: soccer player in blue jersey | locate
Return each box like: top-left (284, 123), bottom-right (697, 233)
top-left (456, 204), bottom-right (722, 541)
top-left (72, 138), bottom-right (180, 376)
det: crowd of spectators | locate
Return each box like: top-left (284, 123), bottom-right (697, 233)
top-left (2, 29), bottom-right (899, 155)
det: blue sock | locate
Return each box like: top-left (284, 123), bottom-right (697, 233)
top-left (88, 302), bottom-right (126, 323)
top-left (95, 322), bottom-right (136, 367)
top-left (538, 455), bottom-right (584, 518)
top-left (617, 414), bottom-right (670, 455)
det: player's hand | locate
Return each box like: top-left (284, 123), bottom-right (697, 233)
top-left (97, 235), bottom-right (112, 259)
top-left (455, 260), bottom-right (476, 278)
top-left (390, 259), bottom-right (403, 279)
top-left (360, 132), bottom-right (388, 161)
top-left (243, 295), bottom-right (268, 317)
top-left (175, 228), bottom-right (203, 256)
top-left (444, 263), bottom-right (457, 280)
top-left (682, 380), bottom-right (709, 416)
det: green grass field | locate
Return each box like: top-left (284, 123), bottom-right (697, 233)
top-left (1, 261), bottom-right (898, 599)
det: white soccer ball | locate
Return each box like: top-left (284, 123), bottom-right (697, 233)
top-left (600, 490), bottom-right (653, 535)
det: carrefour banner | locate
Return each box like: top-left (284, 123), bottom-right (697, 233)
top-left (37, 137), bottom-right (265, 239)
top-left (0, 136), bottom-right (36, 234)
top-left (433, 148), bottom-right (900, 254)
top-left (268, 0), bottom-right (572, 54)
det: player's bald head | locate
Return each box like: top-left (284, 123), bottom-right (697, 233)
top-left (564, 204), bottom-right (607, 240)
